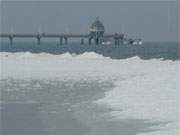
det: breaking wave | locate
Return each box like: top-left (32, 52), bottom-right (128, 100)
top-left (1, 52), bottom-right (110, 59)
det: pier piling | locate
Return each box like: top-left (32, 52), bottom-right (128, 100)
top-left (95, 38), bottom-right (99, 45)
top-left (9, 36), bottom-right (13, 45)
top-left (64, 37), bottom-right (68, 45)
top-left (59, 37), bottom-right (63, 45)
top-left (37, 37), bottom-right (41, 45)
top-left (81, 39), bottom-right (84, 45)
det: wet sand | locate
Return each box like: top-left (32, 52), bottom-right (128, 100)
top-left (0, 79), bottom-right (166, 135)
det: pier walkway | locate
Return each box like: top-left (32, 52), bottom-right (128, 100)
top-left (0, 33), bottom-right (124, 45)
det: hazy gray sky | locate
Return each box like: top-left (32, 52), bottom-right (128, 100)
top-left (1, 0), bottom-right (179, 42)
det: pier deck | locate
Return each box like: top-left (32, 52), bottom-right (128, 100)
top-left (0, 33), bottom-right (125, 45)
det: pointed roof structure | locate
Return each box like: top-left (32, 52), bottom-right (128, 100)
top-left (89, 17), bottom-right (105, 33)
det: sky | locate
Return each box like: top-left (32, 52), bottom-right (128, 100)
top-left (0, 0), bottom-right (179, 42)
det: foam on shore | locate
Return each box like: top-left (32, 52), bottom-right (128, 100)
top-left (0, 52), bottom-right (180, 135)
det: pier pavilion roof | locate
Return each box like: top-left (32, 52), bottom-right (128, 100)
top-left (89, 17), bottom-right (105, 32)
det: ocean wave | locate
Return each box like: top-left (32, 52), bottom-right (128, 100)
top-left (0, 51), bottom-right (111, 60)
top-left (0, 51), bottom-right (174, 61)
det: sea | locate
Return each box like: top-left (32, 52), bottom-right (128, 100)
top-left (0, 42), bottom-right (180, 135)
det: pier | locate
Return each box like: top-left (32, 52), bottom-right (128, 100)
top-left (0, 18), bottom-right (141, 45)
top-left (0, 33), bottom-right (125, 45)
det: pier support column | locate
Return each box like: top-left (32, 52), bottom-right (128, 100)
top-left (9, 36), bottom-right (13, 45)
top-left (114, 33), bottom-right (119, 45)
top-left (37, 37), bottom-right (41, 45)
top-left (119, 34), bottom-right (124, 45)
top-left (64, 37), bottom-right (68, 45)
top-left (59, 37), bottom-right (63, 45)
top-left (95, 38), bottom-right (99, 45)
top-left (81, 39), bottom-right (84, 45)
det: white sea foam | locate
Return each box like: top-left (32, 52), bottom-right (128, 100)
top-left (0, 52), bottom-right (180, 135)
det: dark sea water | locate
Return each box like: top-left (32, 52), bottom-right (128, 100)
top-left (0, 42), bottom-right (179, 135)
top-left (0, 42), bottom-right (179, 60)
